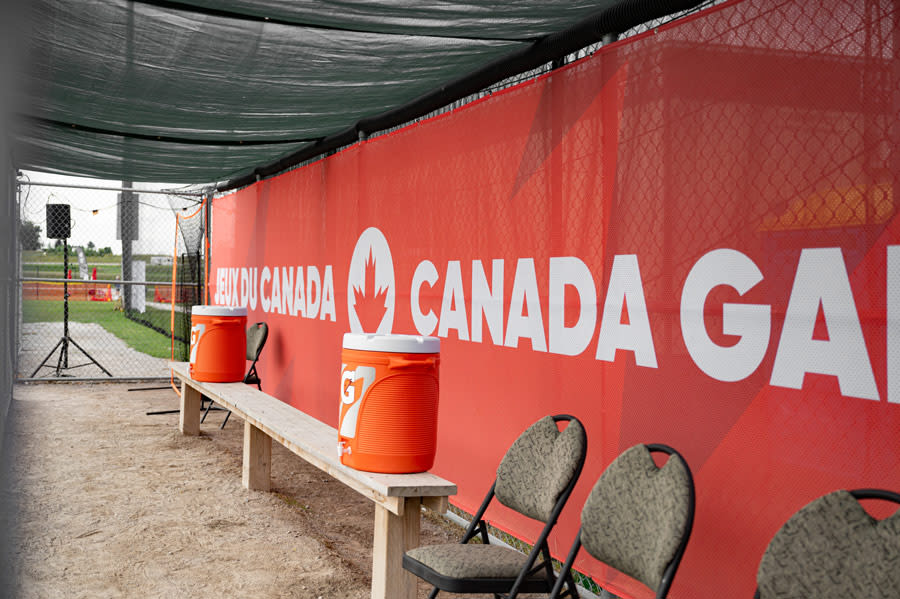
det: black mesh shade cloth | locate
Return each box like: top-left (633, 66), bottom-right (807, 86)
top-left (13, 0), bottom-right (703, 187)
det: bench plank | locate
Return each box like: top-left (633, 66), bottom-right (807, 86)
top-left (170, 362), bottom-right (456, 512)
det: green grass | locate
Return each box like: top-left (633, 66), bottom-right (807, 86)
top-left (23, 299), bottom-right (187, 359)
top-left (132, 305), bottom-right (192, 356)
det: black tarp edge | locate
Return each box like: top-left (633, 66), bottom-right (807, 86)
top-left (133, 0), bottom-right (538, 42)
top-left (26, 116), bottom-right (323, 147)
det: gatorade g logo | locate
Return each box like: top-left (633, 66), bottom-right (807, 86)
top-left (189, 323), bottom-right (206, 364)
top-left (339, 364), bottom-right (376, 439)
top-left (347, 227), bottom-right (395, 334)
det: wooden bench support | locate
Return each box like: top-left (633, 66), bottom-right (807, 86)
top-left (179, 380), bottom-right (201, 436)
top-left (372, 498), bottom-right (421, 599)
top-left (169, 361), bottom-right (456, 599)
top-left (243, 421), bottom-right (272, 491)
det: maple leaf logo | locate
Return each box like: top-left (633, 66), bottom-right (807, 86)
top-left (347, 227), bottom-right (395, 334)
top-left (352, 248), bottom-right (389, 333)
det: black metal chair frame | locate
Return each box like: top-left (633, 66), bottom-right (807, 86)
top-left (752, 488), bottom-right (900, 599)
top-left (201, 321), bottom-right (267, 429)
top-left (549, 443), bottom-right (696, 599)
top-left (403, 414), bottom-right (587, 599)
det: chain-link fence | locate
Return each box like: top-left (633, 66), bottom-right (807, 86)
top-left (16, 175), bottom-right (209, 380)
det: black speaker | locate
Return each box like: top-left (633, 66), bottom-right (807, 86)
top-left (46, 204), bottom-right (71, 239)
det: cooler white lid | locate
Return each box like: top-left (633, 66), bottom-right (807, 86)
top-left (192, 305), bottom-right (248, 317)
top-left (342, 333), bottom-right (440, 354)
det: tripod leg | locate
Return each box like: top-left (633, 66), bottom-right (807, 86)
top-left (30, 337), bottom-right (64, 377)
top-left (56, 337), bottom-right (69, 376)
top-left (67, 336), bottom-right (113, 377)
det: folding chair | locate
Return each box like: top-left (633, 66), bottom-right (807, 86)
top-left (202, 321), bottom-right (268, 429)
top-left (403, 414), bottom-right (587, 599)
top-left (754, 488), bottom-right (900, 598)
top-left (550, 443), bottom-right (695, 599)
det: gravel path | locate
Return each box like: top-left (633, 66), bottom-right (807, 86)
top-left (17, 322), bottom-right (171, 379)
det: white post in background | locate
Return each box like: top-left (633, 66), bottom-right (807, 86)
top-left (132, 260), bottom-right (146, 313)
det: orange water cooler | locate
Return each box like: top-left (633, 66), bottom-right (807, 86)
top-left (189, 305), bottom-right (247, 382)
top-left (339, 333), bottom-right (440, 473)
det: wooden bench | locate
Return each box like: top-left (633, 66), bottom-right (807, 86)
top-left (169, 361), bottom-right (457, 599)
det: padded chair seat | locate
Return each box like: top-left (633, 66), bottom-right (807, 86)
top-left (406, 543), bottom-right (529, 579)
top-left (402, 415), bottom-right (587, 598)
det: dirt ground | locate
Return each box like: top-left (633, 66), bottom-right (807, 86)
top-left (5, 382), bottom-right (470, 599)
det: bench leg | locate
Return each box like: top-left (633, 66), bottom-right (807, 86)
top-left (242, 421), bottom-right (271, 491)
top-left (179, 382), bottom-right (202, 435)
top-left (372, 497), bottom-right (420, 599)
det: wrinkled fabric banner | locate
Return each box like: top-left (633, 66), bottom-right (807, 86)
top-left (210, 1), bottom-right (900, 596)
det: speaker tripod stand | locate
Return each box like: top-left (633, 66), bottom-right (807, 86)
top-left (30, 239), bottom-right (112, 378)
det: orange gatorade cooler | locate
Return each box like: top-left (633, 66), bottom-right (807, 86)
top-left (189, 305), bottom-right (247, 382)
top-left (339, 333), bottom-right (440, 473)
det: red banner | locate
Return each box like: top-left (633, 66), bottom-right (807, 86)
top-left (210, 1), bottom-right (900, 596)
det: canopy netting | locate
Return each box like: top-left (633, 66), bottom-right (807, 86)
top-left (170, 199), bottom-right (207, 362)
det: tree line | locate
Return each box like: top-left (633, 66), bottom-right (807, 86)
top-left (19, 219), bottom-right (113, 256)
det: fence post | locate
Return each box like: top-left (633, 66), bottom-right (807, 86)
top-left (119, 183), bottom-right (138, 312)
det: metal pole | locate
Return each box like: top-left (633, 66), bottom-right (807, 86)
top-left (205, 193), bottom-right (211, 304)
top-left (61, 238), bottom-right (69, 370)
top-left (25, 376), bottom-right (169, 383)
top-left (16, 180), bottom-right (207, 196)
top-left (13, 175), bottom-right (22, 381)
top-left (20, 276), bottom-right (157, 286)
top-left (121, 183), bottom-right (134, 312)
